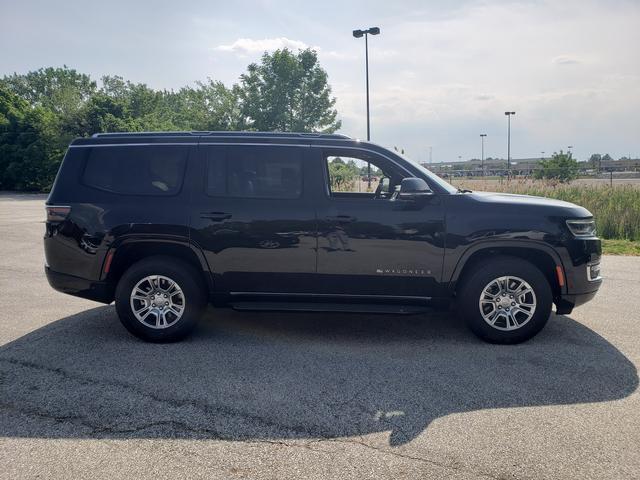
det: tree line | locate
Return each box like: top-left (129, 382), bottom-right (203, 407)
top-left (0, 48), bottom-right (341, 191)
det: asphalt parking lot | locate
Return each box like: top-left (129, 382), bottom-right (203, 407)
top-left (0, 193), bottom-right (638, 479)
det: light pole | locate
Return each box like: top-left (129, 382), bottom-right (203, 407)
top-left (480, 134), bottom-right (487, 176)
top-left (353, 26), bottom-right (380, 189)
top-left (353, 27), bottom-right (380, 141)
top-left (505, 111), bottom-right (515, 174)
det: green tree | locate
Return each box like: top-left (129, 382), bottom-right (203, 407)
top-left (0, 55), bottom-right (344, 191)
top-left (1, 66), bottom-right (97, 142)
top-left (1, 66), bottom-right (96, 116)
top-left (534, 150), bottom-right (579, 183)
top-left (327, 157), bottom-right (358, 191)
top-left (238, 48), bottom-right (341, 132)
top-left (167, 80), bottom-right (241, 131)
top-left (77, 76), bottom-right (178, 134)
top-left (589, 153), bottom-right (602, 168)
top-left (0, 86), bottom-right (59, 190)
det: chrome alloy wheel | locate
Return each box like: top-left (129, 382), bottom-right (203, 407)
top-left (259, 239), bottom-right (280, 249)
top-left (479, 276), bottom-right (537, 331)
top-left (130, 275), bottom-right (185, 329)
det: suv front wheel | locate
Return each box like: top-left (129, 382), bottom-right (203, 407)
top-left (457, 256), bottom-right (553, 344)
top-left (115, 256), bottom-right (206, 342)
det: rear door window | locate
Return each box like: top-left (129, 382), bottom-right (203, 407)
top-left (83, 146), bottom-right (188, 195)
top-left (206, 145), bottom-right (303, 199)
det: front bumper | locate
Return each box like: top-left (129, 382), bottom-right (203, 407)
top-left (555, 289), bottom-right (600, 314)
top-left (45, 266), bottom-right (113, 304)
top-left (555, 259), bottom-right (602, 314)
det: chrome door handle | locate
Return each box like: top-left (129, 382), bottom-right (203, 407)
top-left (326, 215), bottom-right (356, 223)
top-left (200, 212), bottom-right (232, 221)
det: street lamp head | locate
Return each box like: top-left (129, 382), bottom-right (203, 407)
top-left (504, 111), bottom-right (515, 115)
top-left (480, 133), bottom-right (487, 137)
top-left (352, 29), bottom-right (364, 38)
top-left (368, 27), bottom-right (381, 35)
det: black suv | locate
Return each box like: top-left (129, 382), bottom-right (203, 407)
top-left (44, 132), bottom-right (602, 343)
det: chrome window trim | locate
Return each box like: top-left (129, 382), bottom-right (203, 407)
top-left (69, 142), bottom-right (450, 193)
top-left (314, 145), bottom-right (420, 199)
top-left (70, 143), bottom-right (199, 148)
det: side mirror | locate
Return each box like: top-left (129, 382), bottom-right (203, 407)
top-left (398, 177), bottom-right (432, 199)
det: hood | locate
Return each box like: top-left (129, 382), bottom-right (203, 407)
top-left (468, 191), bottom-right (592, 217)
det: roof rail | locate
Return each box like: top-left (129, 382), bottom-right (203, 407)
top-left (91, 131), bottom-right (351, 139)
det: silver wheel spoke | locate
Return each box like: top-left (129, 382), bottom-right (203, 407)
top-left (161, 279), bottom-right (175, 293)
top-left (479, 275), bottom-right (537, 331)
top-left (130, 274), bottom-right (185, 330)
top-left (487, 310), bottom-right (500, 325)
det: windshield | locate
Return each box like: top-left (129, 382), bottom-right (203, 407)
top-left (396, 152), bottom-right (458, 194)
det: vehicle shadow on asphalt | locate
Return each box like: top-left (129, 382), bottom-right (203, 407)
top-left (0, 306), bottom-right (637, 446)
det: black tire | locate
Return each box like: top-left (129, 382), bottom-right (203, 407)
top-left (115, 256), bottom-right (206, 342)
top-left (457, 256), bottom-right (552, 344)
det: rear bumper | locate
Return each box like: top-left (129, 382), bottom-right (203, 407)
top-left (45, 266), bottom-right (113, 304)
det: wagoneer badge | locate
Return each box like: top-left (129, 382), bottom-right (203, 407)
top-left (376, 267), bottom-right (430, 276)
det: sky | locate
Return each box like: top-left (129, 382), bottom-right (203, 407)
top-left (1, 0), bottom-right (639, 163)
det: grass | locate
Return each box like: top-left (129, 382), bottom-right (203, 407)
top-left (456, 180), bottom-right (640, 244)
top-left (602, 239), bottom-right (640, 256)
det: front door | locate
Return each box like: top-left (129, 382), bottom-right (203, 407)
top-left (189, 143), bottom-right (318, 294)
top-left (313, 147), bottom-right (446, 298)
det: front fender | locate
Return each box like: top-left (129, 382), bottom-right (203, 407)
top-left (445, 239), bottom-right (566, 294)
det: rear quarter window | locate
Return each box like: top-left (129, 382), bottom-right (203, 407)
top-left (83, 145), bottom-right (187, 196)
top-left (206, 145), bottom-right (303, 199)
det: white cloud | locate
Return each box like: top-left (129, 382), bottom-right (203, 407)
top-left (552, 55), bottom-right (582, 65)
top-left (215, 37), bottom-right (310, 55)
top-left (213, 37), bottom-right (358, 62)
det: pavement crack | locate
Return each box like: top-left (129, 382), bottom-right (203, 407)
top-left (0, 356), bottom-right (338, 440)
top-left (307, 437), bottom-right (503, 479)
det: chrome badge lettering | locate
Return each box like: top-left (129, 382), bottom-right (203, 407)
top-left (375, 266), bottom-right (430, 276)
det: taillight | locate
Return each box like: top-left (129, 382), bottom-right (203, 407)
top-left (46, 206), bottom-right (71, 223)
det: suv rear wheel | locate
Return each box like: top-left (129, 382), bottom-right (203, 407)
top-left (115, 256), bottom-right (206, 342)
top-left (457, 256), bottom-right (552, 344)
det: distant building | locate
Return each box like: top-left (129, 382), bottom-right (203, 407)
top-left (423, 156), bottom-right (640, 176)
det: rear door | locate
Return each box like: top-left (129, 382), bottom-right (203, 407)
top-left (189, 143), bottom-right (318, 294)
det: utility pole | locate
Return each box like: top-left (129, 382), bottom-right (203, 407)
top-left (480, 134), bottom-right (487, 176)
top-left (505, 111), bottom-right (515, 175)
top-left (353, 27), bottom-right (380, 190)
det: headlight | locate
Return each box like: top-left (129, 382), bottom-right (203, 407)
top-left (566, 219), bottom-right (596, 237)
